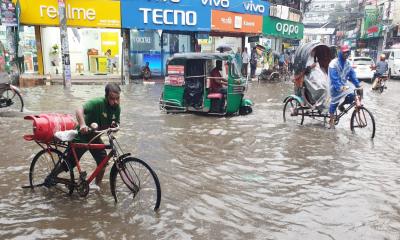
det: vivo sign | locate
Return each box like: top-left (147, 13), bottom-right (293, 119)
top-left (201, 0), bottom-right (268, 15)
top-left (139, 8), bottom-right (197, 25)
top-left (243, 2), bottom-right (265, 14)
top-left (276, 22), bottom-right (299, 35)
top-left (201, 0), bottom-right (230, 8)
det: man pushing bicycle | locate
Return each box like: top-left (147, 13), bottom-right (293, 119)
top-left (50, 83), bottom-right (121, 190)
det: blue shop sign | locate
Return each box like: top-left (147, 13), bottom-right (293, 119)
top-left (201, 0), bottom-right (270, 16)
top-left (121, 0), bottom-right (211, 31)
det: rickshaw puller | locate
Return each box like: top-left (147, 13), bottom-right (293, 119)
top-left (328, 45), bottom-right (361, 129)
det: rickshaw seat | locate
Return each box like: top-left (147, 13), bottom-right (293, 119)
top-left (207, 93), bottom-right (223, 99)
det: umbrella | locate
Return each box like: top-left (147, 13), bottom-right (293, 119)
top-left (255, 44), bottom-right (266, 51)
top-left (216, 44), bottom-right (233, 53)
top-left (391, 43), bottom-right (400, 49)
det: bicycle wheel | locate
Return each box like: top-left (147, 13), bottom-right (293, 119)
top-left (1, 88), bottom-right (24, 112)
top-left (350, 106), bottom-right (376, 139)
top-left (110, 157), bottom-right (161, 212)
top-left (29, 149), bottom-right (75, 194)
top-left (379, 81), bottom-right (384, 93)
top-left (283, 98), bottom-right (304, 125)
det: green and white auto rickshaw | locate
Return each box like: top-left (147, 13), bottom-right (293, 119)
top-left (159, 53), bottom-right (253, 116)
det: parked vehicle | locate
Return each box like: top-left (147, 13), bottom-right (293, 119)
top-left (349, 57), bottom-right (375, 82)
top-left (159, 53), bottom-right (253, 116)
top-left (382, 48), bottom-right (400, 79)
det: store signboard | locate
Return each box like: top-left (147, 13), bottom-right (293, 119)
top-left (17, 0), bottom-right (121, 28)
top-left (121, 0), bottom-right (210, 31)
top-left (121, 0), bottom-right (269, 30)
top-left (361, 6), bottom-right (382, 39)
top-left (211, 10), bottom-right (262, 34)
top-left (201, 0), bottom-right (270, 16)
top-left (262, 16), bottom-right (304, 39)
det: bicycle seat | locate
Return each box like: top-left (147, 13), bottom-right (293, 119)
top-left (54, 130), bottom-right (78, 142)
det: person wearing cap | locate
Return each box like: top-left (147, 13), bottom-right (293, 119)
top-left (371, 54), bottom-right (388, 90)
top-left (328, 45), bottom-right (361, 129)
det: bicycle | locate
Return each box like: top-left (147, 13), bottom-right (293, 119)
top-left (0, 61), bottom-right (23, 112)
top-left (24, 124), bottom-right (162, 211)
top-left (279, 63), bottom-right (291, 82)
top-left (283, 88), bottom-right (376, 138)
top-left (376, 75), bottom-right (388, 93)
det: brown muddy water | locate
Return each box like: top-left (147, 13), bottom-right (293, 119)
top-left (0, 80), bottom-right (399, 239)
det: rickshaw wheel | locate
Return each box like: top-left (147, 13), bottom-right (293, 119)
top-left (239, 106), bottom-right (252, 115)
top-left (283, 98), bottom-right (304, 125)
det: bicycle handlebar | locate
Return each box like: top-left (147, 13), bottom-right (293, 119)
top-left (91, 124), bottom-right (120, 134)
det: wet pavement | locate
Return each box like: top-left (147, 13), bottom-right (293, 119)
top-left (0, 79), bottom-right (400, 239)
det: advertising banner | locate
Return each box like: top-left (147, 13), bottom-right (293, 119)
top-left (17, 0), bottom-right (120, 28)
top-left (1, 0), bottom-right (17, 26)
top-left (262, 16), bottom-right (304, 39)
top-left (201, 0), bottom-right (269, 16)
top-left (361, 6), bottom-right (382, 39)
top-left (101, 32), bottom-right (119, 57)
top-left (211, 10), bottom-right (262, 34)
top-left (121, 0), bottom-right (211, 31)
top-left (121, 0), bottom-right (270, 31)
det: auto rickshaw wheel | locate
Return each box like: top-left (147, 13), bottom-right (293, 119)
top-left (239, 106), bottom-right (252, 115)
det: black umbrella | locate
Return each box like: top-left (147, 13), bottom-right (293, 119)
top-left (216, 44), bottom-right (233, 53)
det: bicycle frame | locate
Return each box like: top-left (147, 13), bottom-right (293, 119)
top-left (334, 88), bottom-right (363, 124)
top-left (70, 142), bottom-right (114, 184)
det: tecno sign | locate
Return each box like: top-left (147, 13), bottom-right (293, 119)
top-left (139, 8), bottom-right (197, 25)
top-left (275, 22), bottom-right (298, 35)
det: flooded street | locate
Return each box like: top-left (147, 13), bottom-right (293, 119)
top-left (1, 80), bottom-right (400, 239)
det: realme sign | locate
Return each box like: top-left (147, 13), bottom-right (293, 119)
top-left (39, 5), bottom-right (96, 21)
top-left (17, 0), bottom-right (121, 28)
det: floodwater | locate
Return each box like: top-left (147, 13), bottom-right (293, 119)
top-left (0, 80), bottom-right (399, 239)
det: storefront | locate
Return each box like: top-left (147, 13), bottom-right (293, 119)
top-left (17, 0), bottom-right (121, 76)
top-left (206, 10), bottom-right (263, 54)
top-left (121, 0), bottom-right (211, 77)
top-left (262, 15), bottom-right (304, 54)
top-left (206, 0), bottom-right (269, 54)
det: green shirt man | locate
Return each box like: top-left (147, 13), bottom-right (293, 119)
top-left (74, 96), bottom-right (121, 143)
top-left (68, 83), bottom-right (121, 188)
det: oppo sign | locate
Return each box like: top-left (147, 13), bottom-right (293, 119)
top-left (275, 22), bottom-right (299, 36)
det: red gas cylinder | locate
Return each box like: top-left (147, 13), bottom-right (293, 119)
top-left (24, 114), bottom-right (77, 143)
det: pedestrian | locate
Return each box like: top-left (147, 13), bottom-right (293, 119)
top-left (17, 41), bottom-right (24, 74)
top-left (241, 47), bottom-right (249, 77)
top-left (290, 50), bottom-right (295, 73)
top-left (49, 83), bottom-right (121, 190)
top-left (235, 47), bottom-right (242, 72)
top-left (105, 49), bottom-right (112, 72)
top-left (250, 47), bottom-right (258, 78)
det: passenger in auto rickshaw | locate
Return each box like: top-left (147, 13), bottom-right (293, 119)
top-left (209, 60), bottom-right (228, 112)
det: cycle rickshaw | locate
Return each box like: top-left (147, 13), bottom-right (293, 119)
top-left (159, 52), bottom-right (253, 116)
top-left (282, 42), bottom-right (376, 138)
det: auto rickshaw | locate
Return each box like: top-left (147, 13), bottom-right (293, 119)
top-left (159, 53), bottom-right (253, 116)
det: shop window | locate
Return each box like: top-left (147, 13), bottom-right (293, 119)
top-left (130, 30), bottom-right (161, 76)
